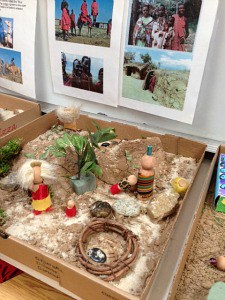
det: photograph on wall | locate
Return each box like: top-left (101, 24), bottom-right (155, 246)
top-left (119, 0), bottom-right (219, 124)
top-left (0, 48), bottom-right (22, 84)
top-left (62, 52), bottom-right (103, 94)
top-left (129, 0), bottom-right (202, 52)
top-left (0, 0), bottom-right (37, 98)
top-left (123, 46), bottom-right (191, 110)
top-left (55, 0), bottom-right (114, 47)
top-left (48, 0), bottom-right (124, 106)
top-left (0, 17), bottom-right (14, 49)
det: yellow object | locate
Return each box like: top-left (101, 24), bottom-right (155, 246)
top-left (32, 195), bottom-right (52, 211)
top-left (171, 177), bottom-right (189, 196)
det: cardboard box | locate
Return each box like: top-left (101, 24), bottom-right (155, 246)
top-left (0, 93), bottom-right (41, 139)
top-left (160, 150), bottom-right (218, 300)
top-left (0, 112), bottom-right (210, 300)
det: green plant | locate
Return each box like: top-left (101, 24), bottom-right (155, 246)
top-left (0, 208), bottom-right (7, 226)
top-left (0, 138), bottom-right (22, 177)
top-left (125, 150), bottom-right (138, 169)
top-left (46, 123), bottom-right (117, 179)
top-left (0, 208), bottom-right (7, 218)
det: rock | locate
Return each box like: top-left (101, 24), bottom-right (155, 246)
top-left (0, 172), bottom-right (19, 191)
top-left (96, 137), bottom-right (165, 185)
top-left (113, 198), bottom-right (141, 217)
top-left (90, 201), bottom-right (113, 218)
top-left (147, 191), bottom-right (179, 220)
top-left (207, 282), bottom-right (225, 300)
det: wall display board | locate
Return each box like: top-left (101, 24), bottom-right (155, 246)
top-left (119, 0), bottom-right (218, 124)
top-left (47, 0), bottom-right (124, 107)
top-left (0, 0), bottom-right (37, 98)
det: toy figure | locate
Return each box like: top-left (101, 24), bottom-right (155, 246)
top-left (17, 160), bottom-right (56, 215)
top-left (171, 177), bottom-right (189, 196)
top-left (137, 146), bottom-right (156, 201)
top-left (65, 200), bottom-right (77, 217)
top-left (56, 106), bottom-right (81, 131)
top-left (110, 175), bottom-right (137, 195)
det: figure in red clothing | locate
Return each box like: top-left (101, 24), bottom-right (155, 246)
top-left (17, 160), bottom-right (56, 215)
top-left (91, 0), bottom-right (98, 27)
top-left (81, 0), bottom-right (88, 22)
top-left (77, 0), bottom-right (92, 37)
top-left (94, 68), bottom-right (103, 94)
top-left (65, 200), bottom-right (77, 217)
top-left (171, 3), bottom-right (189, 52)
top-left (70, 9), bottom-right (76, 36)
top-left (61, 3), bottom-right (71, 41)
top-left (72, 56), bottom-right (93, 91)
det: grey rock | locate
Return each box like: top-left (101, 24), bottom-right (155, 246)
top-left (0, 172), bottom-right (19, 191)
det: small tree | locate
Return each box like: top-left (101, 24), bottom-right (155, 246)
top-left (140, 53), bottom-right (152, 64)
top-left (46, 123), bottom-right (117, 180)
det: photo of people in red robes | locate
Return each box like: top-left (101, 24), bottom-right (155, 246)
top-left (55, 0), bottom-right (114, 47)
top-left (61, 52), bottom-right (104, 94)
top-left (129, 0), bottom-right (202, 53)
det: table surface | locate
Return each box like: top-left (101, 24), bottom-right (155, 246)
top-left (0, 273), bottom-right (74, 300)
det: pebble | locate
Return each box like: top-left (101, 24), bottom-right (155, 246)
top-left (87, 248), bottom-right (107, 263)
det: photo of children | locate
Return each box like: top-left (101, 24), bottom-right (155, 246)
top-left (129, 0), bottom-right (202, 52)
top-left (55, 0), bottom-right (114, 47)
top-left (123, 46), bottom-right (192, 110)
top-left (0, 17), bottom-right (14, 49)
top-left (61, 52), bottom-right (103, 93)
top-left (0, 48), bottom-right (22, 84)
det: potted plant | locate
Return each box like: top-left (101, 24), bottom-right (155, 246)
top-left (46, 123), bottom-right (117, 195)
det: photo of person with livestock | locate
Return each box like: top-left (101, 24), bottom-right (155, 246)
top-left (61, 52), bottom-right (104, 94)
top-left (0, 17), bottom-right (14, 49)
top-left (129, 0), bottom-right (202, 53)
top-left (0, 48), bottom-right (22, 84)
top-left (55, 0), bottom-right (114, 47)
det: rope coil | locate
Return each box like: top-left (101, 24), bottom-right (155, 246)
top-left (76, 218), bottom-right (139, 281)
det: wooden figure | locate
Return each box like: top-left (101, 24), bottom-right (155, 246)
top-left (137, 145), bottom-right (156, 201)
top-left (110, 175), bottom-right (137, 195)
top-left (17, 160), bottom-right (56, 215)
top-left (56, 106), bottom-right (81, 131)
top-left (65, 200), bottom-right (77, 217)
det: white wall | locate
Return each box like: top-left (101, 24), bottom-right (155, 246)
top-left (1, 0), bottom-right (224, 150)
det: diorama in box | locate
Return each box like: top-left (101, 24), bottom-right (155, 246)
top-left (175, 146), bottom-right (225, 300)
top-left (0, 109), bottom-right (206, 300)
